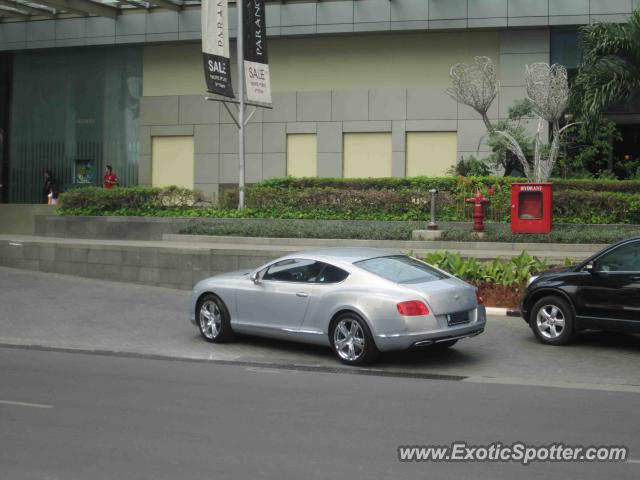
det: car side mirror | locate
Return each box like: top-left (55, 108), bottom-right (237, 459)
top-left (250, 272), bottom-right (260, 284)
top-left (584, 262), bottom-right (596, 274)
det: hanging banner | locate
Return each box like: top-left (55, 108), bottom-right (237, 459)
top-left (243, 0), bottom-right (272, 105)
top-left (202, 0), bottom-right (234, 98)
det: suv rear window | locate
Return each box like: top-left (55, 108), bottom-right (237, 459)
top-left (354, 255), bottom-right (448, 284)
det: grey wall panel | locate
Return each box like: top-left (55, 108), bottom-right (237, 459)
top-left (55, 38), bottom-right (85, 48)
top-left (286, 122), bottom-right (317, 134)
top-left (369, 90), bottom-right (406, 121)
top-left (392, 151), bottom-right (405, 178)
top-left (86, 17), bottom-right (116, 38)
top-left (331, 91), bottom-right (369, 121)
top-left (549, 0), bottom-right (589, 16)
top-left (141, 96), bottom-right (180, 126)
top-left (262, 123), bottom-right (286, 153)
top-left (245, 124), bottom-right (263, 154)
top-left (508, 0), bottom-right (548, 17)
top-left (266, 4), bottom-right (281, 27)
top-left (391, 21), bottom-right (430, 31)
top-left (194, 125), bottom-right (220, 154)
top-left (457, 119), bottom-right (493, 152)
top-left (590, 0), bottom-right (633, 14)
top-left (354, 0), bottom-right (391, 23)
top-left (429, 0), bottom-right (467, 20)
top-left (179, 9), bottom-right (201, 32)
top-left (549, 15), bottom-right (591, 25)
top-left (429, 19), bottom-right (468, 29)
top-left (500, 29), bottom-right (549, 54)
top-left (281, 2), bottom-right (317, 26)
top-left (468, 17), bottom-right (508, 28)
top-left (115, 34), bottom-right (146, 44)
top-left (405, 119), bottom-right (458, 131)
top-left (406, 89), bottom-right (457, 120)
top-left (245, 154), bottom-right (263, 183)
top-left (342, 120), bottom-right (392, 132)
top-left (0, 22), bottom-right (26, 43)
top-left (391, 0), bottom-right (429, 22)
top-left (263, 153), bottom-right (287, 178)
top-left (392, 120), bottom-right (406, 152)
top-left (55, 18), bottom-right (86, 40)
top-left (317, 1), bottom-right (354, 24)
top-left (116, 13), bottom-right (147, 36)
top-left (264, 92), bottom-right (297, 123)
top-left (219, 154), bottom-right (238, 183)
top-left (468, 0), bottom-right (508, 19)
top-left (317, 152), bottom-right (342, 177)
top-left (150, 125), bottom-right (194, 136)
top-left (220, 124), bottom-right (239, 154)
top-left (194, 154), bottom-right (220, 183)
top-left (26, 20), bottom-right (55, 41)
top-left (499, 52), bottom-right (550, 86)
top-left (179, 96), bottom-right (220, 125)
top-left (317, 24), bottom-right (354, 34)
top-left (317, 122), bottom-right (343, 153)
top-left (297, 91), bottom-right (331, 122)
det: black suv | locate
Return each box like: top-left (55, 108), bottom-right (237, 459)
top-left (521, 236), bottom-right (640, 345)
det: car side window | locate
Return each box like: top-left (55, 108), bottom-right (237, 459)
top-left (596, 241), bottom-right (640, 272)
top-left (316, 264), bottom-right (349, 284)
top-left (262, 259), bottom-right (324, 283)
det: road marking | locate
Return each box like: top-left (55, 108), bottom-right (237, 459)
top-left (0, 399), bottom-right (53, 409)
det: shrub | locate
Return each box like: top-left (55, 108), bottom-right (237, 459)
top-left (423, 250), bottom-right (549, 287)
top-left (58, 186), bottom-right (208, 216)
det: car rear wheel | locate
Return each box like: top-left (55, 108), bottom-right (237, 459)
top-left (198, 294), bottom-right (234, 343)
top-left (530, 296), bottom-right (574, 345)
top-left (330, 313), bottom-right (378, 366)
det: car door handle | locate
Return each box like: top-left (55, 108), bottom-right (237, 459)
top-left (631, 276), bottom-right (640, 281)
top-left (296, 292), bottom-right (309, 298)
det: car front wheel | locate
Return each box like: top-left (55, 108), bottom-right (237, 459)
top-left (197, 294), bottom-right (234, 343)
top-left (330, 313), bottom-right (378, 366)
top-left (530, 295), bottom-right (574, 345)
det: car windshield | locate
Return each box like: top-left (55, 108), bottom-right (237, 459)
top-left (354, 255), bottom-right (448, 284)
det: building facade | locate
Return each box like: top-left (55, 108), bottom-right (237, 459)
top-left (0, 0), bottom-right (638, 203)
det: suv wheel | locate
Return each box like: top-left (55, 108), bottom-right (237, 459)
top-left (530, 296), bottom-right (574, 345)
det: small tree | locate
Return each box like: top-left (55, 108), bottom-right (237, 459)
top-left (446, 57), bottom-right (577, 182)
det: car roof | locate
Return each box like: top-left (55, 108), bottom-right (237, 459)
top-left (288, 247), bottom-right (401, 264)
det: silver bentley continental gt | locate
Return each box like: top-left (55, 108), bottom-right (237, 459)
top-left (189, 248), bottom-right (486, 365)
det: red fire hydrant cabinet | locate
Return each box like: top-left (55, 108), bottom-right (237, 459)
top-left (510, 183), bottom-right (553, 233)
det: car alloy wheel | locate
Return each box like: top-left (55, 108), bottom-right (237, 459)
top-left (200, 299), bottom-right (222, 340)
top-left (535, 304), bottom-right (565, 339)
top-left (530, 295), bottom-right (574, 345)
top-left (334, 318), bottom-right (366, 362)
top-left (197, 294), bottom-right (234, 343)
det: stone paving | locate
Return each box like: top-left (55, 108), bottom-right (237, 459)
top-left (1, 266), bottom-right (639, 391)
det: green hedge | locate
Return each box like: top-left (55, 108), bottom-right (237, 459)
top-left (58, 178), bottom-right (640, 224)
top-left (256, 176), bottom-right (640, 193)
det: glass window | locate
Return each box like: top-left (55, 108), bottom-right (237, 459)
top-left (518, 191), bottom-right (543, 220)
top-left (354, 255), bottom-right (448, 284)
top-left (596, 241), bottom-right (640, 272)
top-left (316, 264), bottom-right (349, 284)
top-left (263, 259), bottom-right (324, 283)
top-left (9, 46), bottom-right (142, 203)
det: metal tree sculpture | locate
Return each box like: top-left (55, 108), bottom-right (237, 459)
top-left (447, 56), bottom-right (577, 182)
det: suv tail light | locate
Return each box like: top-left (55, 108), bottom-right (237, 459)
top-left (476, 289), bottom-right (484, 305)
top-left (397, 300), bottom-right (429, 316)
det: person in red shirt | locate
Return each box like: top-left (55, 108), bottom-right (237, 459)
top-left (103, 165), bottom-right (118, 189)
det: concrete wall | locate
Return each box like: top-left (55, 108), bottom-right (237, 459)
top-left (139, 29), bottom-right (548, 193)
top-left (0, 237), bottom-right (281, 290)
top-left (0, 0), bottom-right (634, 51)
top-left (0, 205), bottom-right (57, 234)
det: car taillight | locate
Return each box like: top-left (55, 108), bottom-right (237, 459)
top-left (397, 300), bottom-right (429, 316)
top-left (476, 289), bottom-right (484, 305)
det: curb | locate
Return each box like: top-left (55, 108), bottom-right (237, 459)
top-left (486, 307), bottom-right (521, 317)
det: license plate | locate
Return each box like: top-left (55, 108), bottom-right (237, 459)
top-left (447, 311), bottom-right (470, 326)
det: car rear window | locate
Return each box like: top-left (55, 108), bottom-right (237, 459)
top-left (354, 255), bottom-right (448, 284)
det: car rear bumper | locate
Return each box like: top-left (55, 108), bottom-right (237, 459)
top-left (374, 306), bottom-right (487, 351)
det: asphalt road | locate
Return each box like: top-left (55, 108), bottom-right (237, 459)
top-left (1, 347), bottom-right (639, 480)
top-left (1, 267), bottom-right (640, 479)
top-left (0, 266), bottom-right (639, 390)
